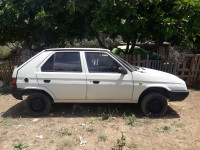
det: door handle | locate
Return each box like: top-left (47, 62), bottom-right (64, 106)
top-left (93, 81), bottom-right (100, 84)
top-left (44, 80), bottom-right (51, 83)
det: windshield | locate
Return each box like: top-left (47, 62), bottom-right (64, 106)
top-left (111, 52), bottom-right (135, 71)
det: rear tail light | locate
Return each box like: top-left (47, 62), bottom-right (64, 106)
top-left (12, 78), bottom-right (17, 88)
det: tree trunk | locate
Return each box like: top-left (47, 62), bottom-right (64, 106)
top-left (125, 41), bottom-right (130, 54)
top-left (96, 32), bottom-right (107, 49)
top-left (129, 37), bottom-right (137, 54)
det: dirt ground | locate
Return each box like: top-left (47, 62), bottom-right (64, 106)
top-left (0, 89), bottom-right (200, 150)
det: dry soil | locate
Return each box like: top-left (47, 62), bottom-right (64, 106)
top-left (0, 89), bottom-right (200, 150)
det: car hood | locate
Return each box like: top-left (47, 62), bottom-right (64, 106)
top-left (132, 67), bottom-right (185, 84)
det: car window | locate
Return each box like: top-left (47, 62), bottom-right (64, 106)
top-left (41, 52), bottom-right (82, 72)
top-left (85, 52), bottom-right (121, 73)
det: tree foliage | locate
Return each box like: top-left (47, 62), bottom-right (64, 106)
top-left (0, 0), bottom-right (98, 50)
top-left (92, 0), bottom-right (200, 53)
top-left (0, 0), bottom-right (200, 52)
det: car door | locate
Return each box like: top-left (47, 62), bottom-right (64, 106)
top-left (84, 51), bottom-right (133, 100)
top-left (37, 51), bottom-right (86, 100)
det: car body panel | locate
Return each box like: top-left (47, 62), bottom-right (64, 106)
top-left (11, 48), bottom-right (189, 103)
top-left (14, 51), bottom-right (53, 89)
top-left (86, 73), bottom-right (133, 100)
top-left (83, 51), bottom-right (134, 101)
top-left (36, 51), bottom-right (87, 100)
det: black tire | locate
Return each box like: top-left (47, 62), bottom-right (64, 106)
top-left (141, 92), bottom-right (168, 117)
top-left (25, 92), bottom-right (52, 116)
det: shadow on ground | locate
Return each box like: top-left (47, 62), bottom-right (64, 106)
top-left (1, 101), bottom-right (180, 119)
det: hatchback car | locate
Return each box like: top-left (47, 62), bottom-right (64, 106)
top-left (11, 48), bottom-right (189, 117)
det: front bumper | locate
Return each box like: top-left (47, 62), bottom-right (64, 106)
top-left (169, 90), bottom-right (189, 101)
top-left (11, 88), bottom-right (25, 100)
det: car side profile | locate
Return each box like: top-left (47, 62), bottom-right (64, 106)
top-left (11, 48), bottom-right (189, 117)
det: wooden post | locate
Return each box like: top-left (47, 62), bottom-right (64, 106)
top-left (146, 54), bottom-right (149, 68)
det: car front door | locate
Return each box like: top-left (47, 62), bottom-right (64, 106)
top-left (37, 51), bottom-right (86, 100)
top-left (84, 51), bottom-right (133, 101)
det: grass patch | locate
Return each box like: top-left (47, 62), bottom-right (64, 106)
top-left (59, 128), bottom-right (72, 136)
top-left (141, 118), bottom-right (152, 125)
top-left (2, 119), bottom-right (14, 129)
top-left (98, 106), bottom-right (120, 120)
top-left (99, 111), bottom-right (110, 120)
top-left (57, 140), bottom-right (72, 149)
top-left (155, 126), bottom-right (172, 133)
top-left (86, 128), bottom-right (95, 132)
top-left (98, 134), bottom-right (107, 142)
top-left (125, 114), bottom-right (137, 126)
top-left (50, 140), bottom-right (54, 144)
top-left (13, 142), bottom-right (28, 150)
top-left (128, 143), bottom-right (137, 149)
top-left (174, 123), bottom-right (185, 128)
top-left (0, 83), bottom-right (12, 95)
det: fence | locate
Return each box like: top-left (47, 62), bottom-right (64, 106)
top-left (0, 61), bottom-right (14, 83)
top-left (0, 52), bottom-right (37, 83)
top-left (0, 52), bottom-right (200, 87)
top-left (123, 53), bottom-right (200, 86)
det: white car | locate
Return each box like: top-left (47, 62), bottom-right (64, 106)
top-left (11, 48), bottom-right (189, 117)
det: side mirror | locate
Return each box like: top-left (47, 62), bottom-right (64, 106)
top-left (118, 67), bottom-right (127, 74)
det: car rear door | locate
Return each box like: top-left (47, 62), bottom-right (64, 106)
top-left (84, 51), bottom-right (133, 101)
top-left (37, 51), bottom-right (86, 100)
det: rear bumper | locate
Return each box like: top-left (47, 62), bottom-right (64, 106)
top-left (169, 90), bottom-right (189, 101)
top-left (11, 88), bottom-right (25, 100)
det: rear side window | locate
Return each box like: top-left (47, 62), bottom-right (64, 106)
top-left (41, 52), bottom-right (82, 72)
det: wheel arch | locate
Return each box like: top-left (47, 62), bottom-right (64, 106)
top-left (24, 89), bottom-right (54, 103)
top-left (138, 87), bottom-right (170, 104)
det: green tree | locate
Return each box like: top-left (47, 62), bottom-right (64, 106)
top-left (0, 0), bottom-right (98, 51)
top-left (172, 0), bottom-right (200, 53)
top-left (0, 0), bottom-right (200, 52)
top-left (92, 0), bottom-right (200, 53)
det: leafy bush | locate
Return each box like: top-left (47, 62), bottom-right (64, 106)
top-left (100, 111), bottom-right (110, 120)
top-left (0, 46), bottom-right (12, 60)
top-left (0, 83), bottom-right (12, 95)
top-left (112, 46), bottom-right (162, 60)
top-left (112, 48), bottom-right (124, 56)
top-left (125, 114), bottom-right (137, 126)
top-left (132, 46), bottom-right (149, 55)
top-left (149, 52), bottom-right (162, 60)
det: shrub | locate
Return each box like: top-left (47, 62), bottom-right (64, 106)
top-left (13, 142), bottom-right (28, 150)
top-left (125, 114), bottom-right (137, 126)
top-left (111, 133), bottom-right (127, 150)
top-left (0, 83), bottom-right (12, 95)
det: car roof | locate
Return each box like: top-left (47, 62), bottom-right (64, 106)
top-left (45, 48), bottom-right (110, 52)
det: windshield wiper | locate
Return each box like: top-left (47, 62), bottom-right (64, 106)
top-left (133, 66), bottom-right (140, 70)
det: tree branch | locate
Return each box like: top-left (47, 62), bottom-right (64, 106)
top-left (95, 32), bottom-right (107, 49)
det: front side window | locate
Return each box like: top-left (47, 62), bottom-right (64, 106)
top-left (41, 52), bottom-right (82, 72)
top-left (85, 52), bottom-right (121, 73)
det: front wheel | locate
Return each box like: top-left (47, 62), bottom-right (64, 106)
top-left (141, 92), bottom-right (168, 117)
top-left (25, 92), bottom-right (52, 116)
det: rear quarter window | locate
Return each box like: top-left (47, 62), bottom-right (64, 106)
top-left (41, 52), bottom-right (82, 72)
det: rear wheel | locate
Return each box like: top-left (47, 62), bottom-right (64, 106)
top-left (25, 92), bottom-right (52, 116)
top-left (141, 92), bottom-right (168, 117)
